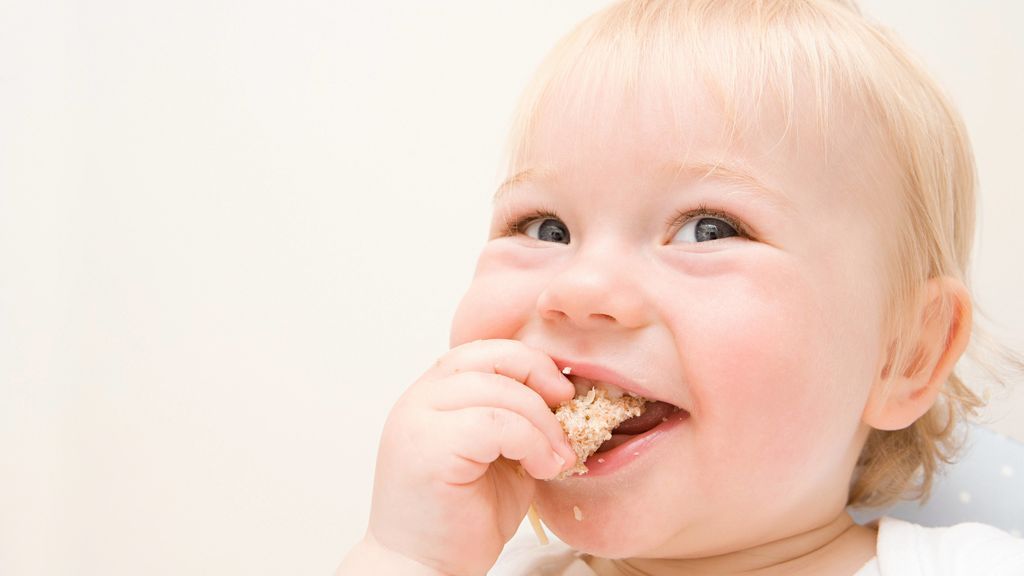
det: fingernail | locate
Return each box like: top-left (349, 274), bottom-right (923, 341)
top-left (553, 452), bottom-right (566, 469)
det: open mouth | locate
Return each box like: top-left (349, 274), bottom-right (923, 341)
top-left (597, 400), bottom-right (683, 452)
top-left (555, 374), bottom-right (688, 476)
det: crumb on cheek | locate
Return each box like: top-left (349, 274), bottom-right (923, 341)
top-left (573, 505), bottom-right (584, 521)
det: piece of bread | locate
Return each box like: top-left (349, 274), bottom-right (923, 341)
top-left (552, 388), bottom-right (646, 478)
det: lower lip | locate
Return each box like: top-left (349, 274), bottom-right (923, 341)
top-left (577, 410), bottom-right (689, 477)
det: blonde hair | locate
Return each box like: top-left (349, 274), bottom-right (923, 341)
top-left (502, 0), bottom-right (1021, 508)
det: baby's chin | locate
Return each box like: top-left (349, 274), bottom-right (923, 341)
top-left (532, 480), bottom-right (674, 558)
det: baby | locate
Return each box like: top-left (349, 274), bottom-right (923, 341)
top-left (340, 1), bottom-right (1024, 574)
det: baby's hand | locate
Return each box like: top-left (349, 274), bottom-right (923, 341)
top-left (341, 340), bottom-right (577, 576)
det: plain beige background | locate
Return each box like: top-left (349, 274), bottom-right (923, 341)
top-left (1, 1), bottom-right (1021, 574)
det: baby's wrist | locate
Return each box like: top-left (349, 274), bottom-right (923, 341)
top-left (337, 534), bottom-right (449, 576)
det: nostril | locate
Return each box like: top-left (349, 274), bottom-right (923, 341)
top-left (537, 282), bottom-right (645, 328)
top-left (543, 310), bottom-right (616, 325)
top-left (541, 309), bottom-right (570, 322)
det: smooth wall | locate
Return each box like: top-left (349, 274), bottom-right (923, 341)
top-left (2, 1), bottom-right (1021, 574)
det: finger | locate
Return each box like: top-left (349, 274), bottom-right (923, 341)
top-left (441, 407), bottom-right (568, 485)
top-left (426, 372), bottom-right (575, 464)
top-left (432, 339), bottom-right (574, 407)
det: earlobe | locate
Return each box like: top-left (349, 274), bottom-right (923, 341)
top-left (862, 277), bottom-right (972, 431)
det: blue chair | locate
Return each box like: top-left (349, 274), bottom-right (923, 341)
top-left (849, 425), bottom-right (1023, 537)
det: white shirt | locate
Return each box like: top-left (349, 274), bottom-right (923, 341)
top-left (490, 516), bottom-right (1024, 575)
top-left (859, 516), bottom-right (1024, 575)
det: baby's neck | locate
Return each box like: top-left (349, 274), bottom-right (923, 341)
top-left (586, 512), bottom-right (877, 576)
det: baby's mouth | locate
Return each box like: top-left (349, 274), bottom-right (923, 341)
top-left (566, 374), bottom-right (684, 453)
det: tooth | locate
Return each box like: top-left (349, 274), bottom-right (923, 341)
top-left (602, 384), bottom-right (626, 399)
top-left (570, 376), bottom-right (592, 397)
top-left (569, 375), bottom-right (626, 399)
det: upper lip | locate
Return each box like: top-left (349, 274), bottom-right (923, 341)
top-left (551, 356), bottom-right (684, 409)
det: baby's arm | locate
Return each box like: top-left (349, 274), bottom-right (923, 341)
top-left (338, 533), bottom-right (448, 575)
top-left (336, 339), bottom-right (577, 576)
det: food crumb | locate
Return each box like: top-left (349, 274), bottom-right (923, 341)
top-left (597, 458), bottom-right (605, 463)
top-left (661, 417), bottom-right (668, 423)
top-left (562, 366), bottom-right (572, 375)
top-left (573, 505), bottom-right (584, 521)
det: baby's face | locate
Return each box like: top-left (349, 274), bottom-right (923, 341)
top-left (450, 79), bottom-right (898, 557)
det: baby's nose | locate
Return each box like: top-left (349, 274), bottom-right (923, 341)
top-left (535, 251), bottom-right (649, 330)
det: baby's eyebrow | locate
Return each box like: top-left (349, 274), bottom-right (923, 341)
top-left (493, 167), bottom-right (556, 204)
top-left (493, 160), bottom-right (795, 216)
top-left (666, 160), bottom-right (797, 216)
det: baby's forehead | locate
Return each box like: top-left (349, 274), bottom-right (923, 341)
top-left (503, 0), bottom-right (908, 199)
top-left (526, 71), bottom-right (893, 193)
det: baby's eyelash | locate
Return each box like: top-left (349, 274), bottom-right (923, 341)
top-left (665, 203), bottom-right (751, 238)
top-left (503, 208), bottom-right (561, 237)
top-left (502, 204), bottom-right (750, 238)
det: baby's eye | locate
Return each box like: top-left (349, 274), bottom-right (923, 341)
top-left (507, 211), bottom-right (573, 243)
top-left (675, 217), bottom-right (738, 243)
top-left (523, 217), bottom-right (570, 244)
top-left (669, 207), bottom-right (747, 244)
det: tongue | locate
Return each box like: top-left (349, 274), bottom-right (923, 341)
top-left (612, 401), bottom-right (680, 435)
top-left (595, 401), bottom-right (682, 454)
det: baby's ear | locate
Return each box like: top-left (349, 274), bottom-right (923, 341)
top-left (862, 276), bottom-right (972, 431)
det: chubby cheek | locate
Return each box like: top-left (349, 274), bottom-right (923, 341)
top-left (448, 248), bottom-right (542, 348)
top-left (681, 270), bottom-right (862, 494)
